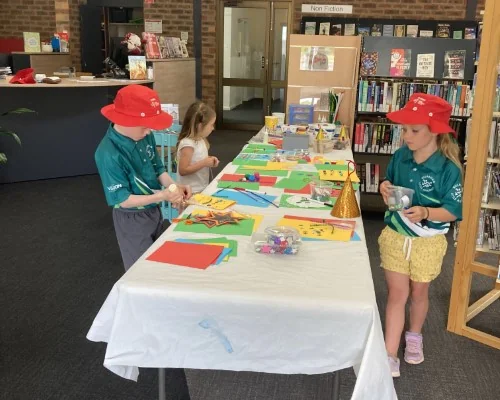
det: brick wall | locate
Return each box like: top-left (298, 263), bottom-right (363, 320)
top-left (143, 0), bottom-right (194, 56)
top-left (0, 0), bottom-right (57, 42)
top-left (201, 0), bottom-right (217, 109)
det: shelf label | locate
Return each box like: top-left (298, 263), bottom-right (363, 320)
top-left (301, 4), bottom-right (353, 14)
top-left (145, 19), bottom-right (162, 34)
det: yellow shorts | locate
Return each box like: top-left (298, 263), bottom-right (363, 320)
top-left (378, 226), bottom-right (448, 283)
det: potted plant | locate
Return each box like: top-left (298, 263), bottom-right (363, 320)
top-left (0, 108), bottom-right (36, 164)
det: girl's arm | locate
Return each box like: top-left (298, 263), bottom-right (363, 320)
top-left (403, 206), bottom-right (457, 223)
top-left (178, 147), bottom-right (211, 176)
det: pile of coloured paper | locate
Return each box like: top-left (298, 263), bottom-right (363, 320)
top-left (173, 209), bottom-right (263, 236)
top-left (146, 238), bottom-right (238, 270)
top-left (277, 215), bottom-right (356, 242)
top-left (213, 188), bottom-right (278, 208)
top-left (314, 161), bottom-right (360, 190)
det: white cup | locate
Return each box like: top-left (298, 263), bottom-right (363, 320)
top-left (35, 74), bottom-right (46, 82)
top-left (272, 112), bottom-right (285, 126)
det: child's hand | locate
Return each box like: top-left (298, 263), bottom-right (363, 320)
top-left (159, 188), bottom-right (184, 205)
top-left (403, 206), bottom-right (428, 223)
top-left (379, 180), bottom-right (393, 204)
top-left (178, 184), bottom-right (192, 200)
top-left (204, 156), bottom-right (219, 167)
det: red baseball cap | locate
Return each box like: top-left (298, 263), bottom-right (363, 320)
top-left (386, 93), bottom-right (456, 137)
top-left (10, 68), bottom-right (36, 84)
top-left (101, 85), bottom-right (173, 130)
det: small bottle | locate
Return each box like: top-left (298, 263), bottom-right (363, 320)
top-left (262, 127), bottom-right (269, 144)
top-left (147, 65), bottom-right (154, 80)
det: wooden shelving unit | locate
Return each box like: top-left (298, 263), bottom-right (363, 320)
top-left (447, 0), bottom-right (500, 350)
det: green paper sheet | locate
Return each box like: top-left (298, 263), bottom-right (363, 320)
top-left (240, 148), bottom-right (277, 155)
top-left (232, 158), bottom-right (268, 166)
top-left (235, 166), bottom-right (289, 177)
top-left (217, 181), bottom-right (260, 190)
top-left (174, 217), bottom-right (256, 236)
top-left (279, 194), bottom-right (335, 210)
top-left (314, 163), bottom-right (348, 171)
top-left (177, 237), bottom-right (238, 257)
top-left (245, 143), bottom-right (276, 150)
top-left (289, 171), bottom-right (319, 181)
top-left (273, 178), bottom-right (309, 190)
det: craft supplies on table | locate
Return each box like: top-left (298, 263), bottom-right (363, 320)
top-left (277, 214), bottom-right (355, 242)
top-left (310, 179), bottom-right (335, 202)
top-left (279, 194), bottom-right (334, 210)
top-left (213, 188), bottom-right (278, 208)
top-left (220, 173), bottom-right (277, 186)
top-left (217, 180), bottom-right (260, 190)
top-left (253, 226), bottom-right (301, 255)
top-left (190, 193), bottom-right (236, 210)
top-left (146, 241), bottom-right (226, 269)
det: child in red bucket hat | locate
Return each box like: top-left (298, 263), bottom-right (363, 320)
top-left (95, 85), bottom-right (192, 272)
top-left (378, 93), bottom-right (463, 378)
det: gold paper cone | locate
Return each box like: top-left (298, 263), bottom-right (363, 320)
top-left (331, 175), bottom-right (360, 218)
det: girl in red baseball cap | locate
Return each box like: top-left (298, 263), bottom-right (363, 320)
top-left (378, 93), bottom-right (463, 378)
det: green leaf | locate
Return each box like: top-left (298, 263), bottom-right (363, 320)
top-left (1, 108), bottom-right (36, 116)
top-left (0, 128), bottom-right (21, 145)
top-left (0, 152), bottom-right (7, 164)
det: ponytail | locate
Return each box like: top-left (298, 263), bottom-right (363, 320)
top-left (175, 101), bottom-right (216, 155)
top-left (438, 134), bottom-right (463, 177)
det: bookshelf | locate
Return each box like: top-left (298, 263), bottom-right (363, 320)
top-left (447, 0), bottom-right (500, 350)
top-left (352, 36), bottom-right (476, 208)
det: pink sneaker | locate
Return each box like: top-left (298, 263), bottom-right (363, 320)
top-left (404, 331), bottom-right (424, 364)
top-left (388, 356), bottom-right (400, 378)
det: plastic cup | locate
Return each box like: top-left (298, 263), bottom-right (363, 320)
top-left (387, 186), bottom-right (414, 211)
top-left (310, 179), bottom-right (334, 202)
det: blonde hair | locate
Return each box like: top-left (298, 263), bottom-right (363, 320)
top-left (437, 134), bottom-right (463, 176)
top-left (176, 101), bottom-right (216, 154)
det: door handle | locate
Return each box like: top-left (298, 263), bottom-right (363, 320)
top-left (261, 56), bottom-right (265, 68)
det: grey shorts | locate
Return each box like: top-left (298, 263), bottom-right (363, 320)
top-left (112, 206), bottom-right (164, 271)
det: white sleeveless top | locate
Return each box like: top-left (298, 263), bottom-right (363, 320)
top-left (176, 138), bottom-right (209, 193)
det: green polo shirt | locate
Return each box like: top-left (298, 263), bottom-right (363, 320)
top-left (384, 145), bottom-right (463, 237)
top-left (95, 124), bottom-right (166, 209)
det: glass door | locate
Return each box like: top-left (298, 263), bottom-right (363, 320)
top-left (217, 0), bottom-right (291, 130)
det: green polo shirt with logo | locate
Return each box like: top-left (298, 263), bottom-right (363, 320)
top-left (95, 124), bottom-right (166, 209)
top-left (384, 145), bottom-right (463, 237)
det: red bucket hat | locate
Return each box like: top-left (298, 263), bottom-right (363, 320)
top-left (386, 93), bottom-right (456, 137)
top-left (101, 85), bottom-right (173, 130)
top-left (10, 68), bottom-right (36, 84)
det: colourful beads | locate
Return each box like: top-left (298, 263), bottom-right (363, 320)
top-left (254, 226), bottom-right (301, 255)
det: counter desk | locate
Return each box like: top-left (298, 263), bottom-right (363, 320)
top-left (0, 78), bottom-right (153, 183)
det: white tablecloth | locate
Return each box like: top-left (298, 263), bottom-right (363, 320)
top-left (87, 143), bottom-right (397, 400)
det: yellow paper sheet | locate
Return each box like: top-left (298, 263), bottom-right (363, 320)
top-left (277, 217), bottom-right (353, 242)
top-left (318, 169), bottom-right (360, 183)
top-left (205, 242), bottom-right (230, 261)
top-left (192, 194), bottom-right (236, 210)
top-left (241, 161), bottom-right (297, 171)
top-left (191, 209), bottom-right (263, 233)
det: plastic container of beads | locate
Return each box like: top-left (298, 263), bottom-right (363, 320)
top-left (310, 179), bottom-right (334, 202)
top-left (253, 226), bottom-right (301, 255)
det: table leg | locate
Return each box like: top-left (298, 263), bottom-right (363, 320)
top-left (159, 368), bottom-right (166, 400)
top-left (332, 370), bottom-right (340, 400)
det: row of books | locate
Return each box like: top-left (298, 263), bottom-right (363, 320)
top-left (482, 165), bottom-right (500, 204)
top-left (357, 80), bottom-right (472, 117)
top-left (468, 72), bottom-right (500, 115)
top-left (476, 210), bottom-right (500, 251)
top-left (361, 50), bottom-right (467, 80)
top-left (353, 123), bottom-right (403, 155)
top-left (356, 163), bottom-right (380, 193)
top-left (142, 33), bottom-right (188, 59)
top-left (305, 22), bottom-right (476, 39)
top-left (464, 118), bottom-right (500, 159)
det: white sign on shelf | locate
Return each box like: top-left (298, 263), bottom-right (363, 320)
top-left (181, 31), bottom-right (189, 42)
top-left (145, 19), bottom-right (162, 34)
top-left (301, 4), bottom-right (353, 14)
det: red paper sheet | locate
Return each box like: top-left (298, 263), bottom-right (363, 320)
top-left (283, 214), bottom-right (356, 236)
top-left (284, 184), bottom-right (311, 194)
top-left (221, 174), bottom-right (277, 186)
top-left (146, 241), bottom-right (224, 269)
top-left (269, 139), bottom-right (283, 149)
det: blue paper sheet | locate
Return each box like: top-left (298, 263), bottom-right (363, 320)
top-left (212, 189), bottom-right (278, 208)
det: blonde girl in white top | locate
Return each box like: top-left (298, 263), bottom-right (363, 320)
top-left (176, 101), bottom-right (219, 193)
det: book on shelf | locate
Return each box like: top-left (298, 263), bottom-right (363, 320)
top-left (331, 24), bottom-right (342, 36)
top-left (305, 22), bottom-right (316, 35)
top-left (358, 26), bottom-right (370, 37)
top-left (360, 52), bottom-right (378, 76)
top-left (443, 50), bottom-right (466, 79)
top-left (371, 24), bottom-right (382, 37)
top-left (319, 22), bottom-right (330, 35)
top-left (420, 30), bottom-right (433, 38)
top-left (356, 163), bottom-right (380, 193)
top-left (128, 56), bottom-right (147, 80)
top-left (344, 23), bottom-right (356, 36)
top-left (416, 53), bottom-right (435, 78)
top-left (437, 23), bottom-right (451, 38)
top-left (464, 27), bottom-right (476, 40)
top-left (406, 25), bottom-right (418, 38)
top-left (142, 32), bottom-right (161, 59)
top-left (453, 30), bottom-right (463, 39)
top-left (390, 49), bottom-right (411, 77)
top-left (354, 122), bottom-right (404, 154)
top-left (23, 32), bottom-right (41, 53)
top-left (476, 209), bottom-right (500, 251)
top-left (357, 79), bottom-right (472, 117)
top-left (383, 25), bottom-right (394, 37)
top-left (394, 25), bottom-right (405, 37)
